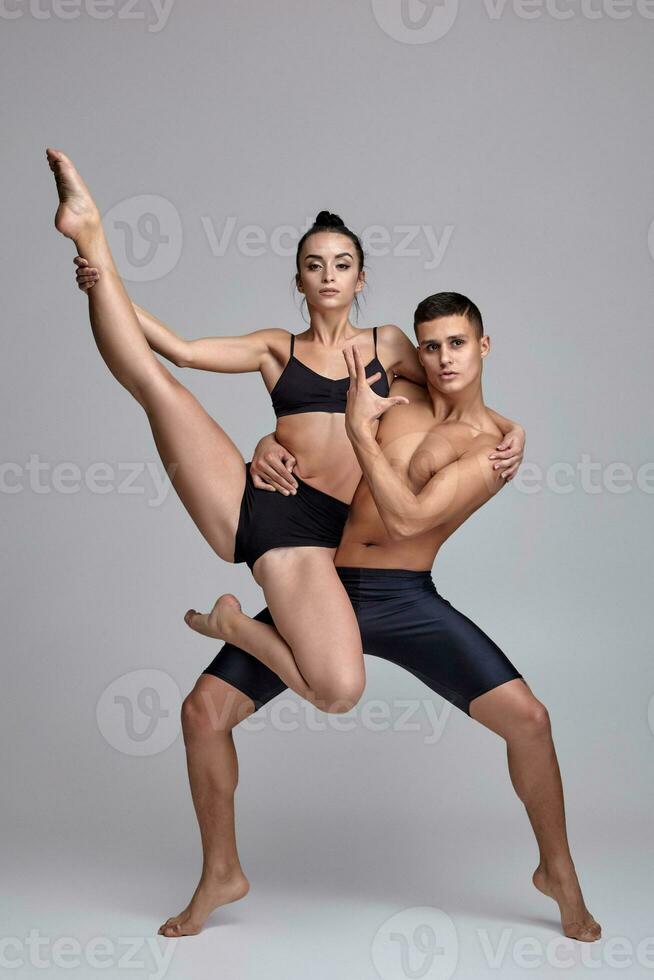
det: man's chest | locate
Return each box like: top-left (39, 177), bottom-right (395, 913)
top-left (378, 423), bottom-right (468, 492)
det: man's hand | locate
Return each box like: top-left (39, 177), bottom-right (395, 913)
top-left (488, 425), bottom-right (525, 482)
top-left (250, 432), bottom-right (298, 494)
top-left (343, 345), bottom-right (409, 442)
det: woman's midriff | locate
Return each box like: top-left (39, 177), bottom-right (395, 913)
top-left (275, 412), bottom-right (374, 504)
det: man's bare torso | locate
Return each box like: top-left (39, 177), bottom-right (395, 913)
top-left (335, 379), bottom-right (505, 570)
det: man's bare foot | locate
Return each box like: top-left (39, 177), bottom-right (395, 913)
top-left (184, 593), bottom-right (241, 641)
top-left (158, 868), bottom-right (250, 938)
top-left (533, 863), bottom-right (601, 942)
top-left (45, 148), bottom-right (100, 241)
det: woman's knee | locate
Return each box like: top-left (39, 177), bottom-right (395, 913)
top-left (312, 670), bottom-right (366, 714)
top-left (181, 677), bottom-right (255, 739)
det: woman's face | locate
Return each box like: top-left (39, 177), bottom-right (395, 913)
top-left (296, 232), bottom-right (365, 310)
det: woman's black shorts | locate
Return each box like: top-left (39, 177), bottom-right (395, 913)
top-left (233, 462), bottom-right (350, 571)
top-left (202, 566), bottom-right (524, 715)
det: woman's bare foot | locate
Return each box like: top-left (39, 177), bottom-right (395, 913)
top-left (533, 863), bottom-right (601, 942)
top-left (158, 868), bottom-right (250, 938)
top-left (184, 594), bottom-right (242, 641)
top-left (45, 147), bottom-right (100, 242)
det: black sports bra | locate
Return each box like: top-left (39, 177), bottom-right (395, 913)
top-left (270, 327), bottom-right (390, 418)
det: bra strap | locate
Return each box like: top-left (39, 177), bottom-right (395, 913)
top-left (373, 326), bottom-right (378, 356)
top-left (289, 333), bottom-right (295, 358)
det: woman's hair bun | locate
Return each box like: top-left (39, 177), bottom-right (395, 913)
top-left (314, 210), bottom-right (345, 229)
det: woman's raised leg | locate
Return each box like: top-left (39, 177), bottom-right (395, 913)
top-left (46, 148), bottom-right (245, 560)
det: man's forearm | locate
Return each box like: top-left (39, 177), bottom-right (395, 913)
top-left (349, 429), bottom-right (422, 538)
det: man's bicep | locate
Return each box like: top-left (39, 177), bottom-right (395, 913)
top-left (416, 445), bottom-right (503, 529)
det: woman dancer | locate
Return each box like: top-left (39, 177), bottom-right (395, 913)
top-left (49, 147), bottom-right (524, 711)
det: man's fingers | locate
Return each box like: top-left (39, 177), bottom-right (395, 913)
top-left (352, 344), bottom-right (367, 384)
top-left (262, 461), bottom-right (297, 493)
top-left (368, 370), bottom-right (382, 385)
top-left (73, 256), bottom-right (88, 267)
top-left (342, 345), bottom-right (356, 384)
top-left (251, 474), bottom-right (276, 491)
top-left (488, 447), bottom-right (516, 460)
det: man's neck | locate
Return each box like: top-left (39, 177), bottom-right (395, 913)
top-left (427, 379), bottom-right (490, 431)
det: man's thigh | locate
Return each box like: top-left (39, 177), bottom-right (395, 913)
top-left (356, 580), bottom-right (524, 716)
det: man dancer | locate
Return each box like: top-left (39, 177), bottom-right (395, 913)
top-left (163, 293), bottom-right (600, 943)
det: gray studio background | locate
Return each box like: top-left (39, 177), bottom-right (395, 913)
top-left (2, 2), bottom-right (653, 978)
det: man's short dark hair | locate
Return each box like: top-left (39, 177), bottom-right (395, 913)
top-left (413, 292), bottom-right (484, 340)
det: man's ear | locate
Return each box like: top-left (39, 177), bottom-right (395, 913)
top-left (480, 335), bottom-right (491, 358)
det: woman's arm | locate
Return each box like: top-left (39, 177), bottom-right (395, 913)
top-left (74, 255), bottom-right (277, 373)
top-left (378, 324), bottom-right (427, 386)
top-left (485, 409), bottom-right (525, 482)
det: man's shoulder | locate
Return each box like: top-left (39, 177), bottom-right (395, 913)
top-left (389, 376), bottom-right (429, 402)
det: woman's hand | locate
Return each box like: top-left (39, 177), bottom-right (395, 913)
top-left (250, 432), bottom-right (298, 494)
top-left (73, 255), bottom-right (100, 291)
top-left (489, 425), bottom-right (526, 482)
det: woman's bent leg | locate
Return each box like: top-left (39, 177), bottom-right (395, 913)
top-left (47, 149), bottom-right (245, 560)
top-left (185, 549), bottom-right (366, 711)
top-left (256, 548), bottom-right (366, 710)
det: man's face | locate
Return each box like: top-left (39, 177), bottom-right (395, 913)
top-left (416, 314), bottom-right (489, 393)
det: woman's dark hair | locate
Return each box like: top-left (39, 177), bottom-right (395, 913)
top-left (294, 211), bottom-right (366, 322)
top-left (413, 291), bottom-right (484, 339)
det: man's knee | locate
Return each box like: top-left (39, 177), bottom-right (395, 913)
top-left (511, 697), bottom-right (551, 739)
top-left (181, 677), bottom-right (255, 739)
